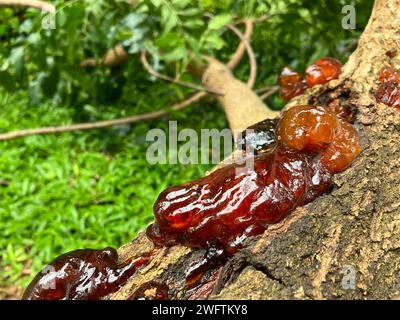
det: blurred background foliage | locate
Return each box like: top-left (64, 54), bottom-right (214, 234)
top-left (0, 0), bottom-right (373, 296)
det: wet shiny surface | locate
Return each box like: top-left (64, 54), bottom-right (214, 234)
top-left (276, 105), bottom-right (339, 152)
top-left (305, 57), bottom-right (342, 87)
top-left (319, 120), bottom-right (361, 173)
top-left (376, 66), bottom-right (400, 109)
top-left (278, 57), bottom-right (342, 102)
top-left (237, 118), bottom-right (277, 154)
top-left (278, 67), bottom-right (308, 102)
top-left (379, 66), bottom-right (400, 83)
top-left (147, 105), bottom-right (360, 254)
top-left (147, 146), bottom-right (331, 253)
top-left (22, 247), bottom-right (149, 300)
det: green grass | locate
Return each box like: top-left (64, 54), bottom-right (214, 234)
top-left (0, 89), bottom-right (227, 289)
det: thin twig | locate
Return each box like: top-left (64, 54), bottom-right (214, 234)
top-left (255, 85), bottom-right (278, 94)
top-left (252, 14), bottom-right (271, 24)
top-left (225, 20), bottom-right (257, 88)
top-left (0, 92), bottom-right (207, 141)
top-left (140, 52), bottom-right (223, 96)
top-left (0, 0), bottom-right (55, 12)
top-left (227, 18), bottom-right (254, 70)
top-left (80, 45), bottom-right (129, 68)
top-left (259, 86), bottom-right (279, 100)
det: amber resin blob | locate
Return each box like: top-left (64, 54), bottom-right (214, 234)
top-left (305, 57), bottom-right (342, 87)
top-left (375, 66), bottom-right (400, 109)
top-left (278, 57), bottom-right (342, 102)
top-left (22, 247), bottom-right (150, 300)
top-left (278, 67), bottom-right (308, 102)
top-left (147, 105), bottom-right (361, 253)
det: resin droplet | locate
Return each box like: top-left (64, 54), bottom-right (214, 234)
top-left (375, 66), bottom-right (400, 109)
top-left (305, 57), bottom-right (342, 87)
top-left (22, 247), bottom-right (149, 300)
top-left (147, 105), bottom-right (361, 254)
top-left (278, 67), bottom-right (308, 102)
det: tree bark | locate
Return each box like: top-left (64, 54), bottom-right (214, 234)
top-left (110, 0), bottom-right (400, 300)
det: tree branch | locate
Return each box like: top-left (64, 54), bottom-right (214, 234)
top-left (80, 45), bottom-right (129, 68)
top-left (227, 18), bottom-right (254, 71)
top-left (140, 52), bottom-right (223, 96)
top-left (225, 20), bottom-right (257, 88)
top-left (258, 85), bottom-right (279, 100)
top-left (0, 92), bottom-right (207, 141)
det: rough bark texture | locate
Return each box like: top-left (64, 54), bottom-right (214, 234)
top-left (109, 0), bottom-right (400, 300)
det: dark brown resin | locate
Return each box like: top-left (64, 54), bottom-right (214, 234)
top-left (22, 247), bottom-right (149, 300)
top-left (237, 118), bottom-right (277, 154)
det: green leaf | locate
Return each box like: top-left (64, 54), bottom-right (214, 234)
top-left (183, 18), bottom-right (204, 29)
top-left (161, 46), bottom-right (187, 62)
top-left (203, 33), bottom-right (225, 50)
top-left (161, 5), bottom-right (179, 33)
top-left (173, 0), bottom-right (192, 8)
top-left (19, 19), bottom-right (33, 33)
top-left (150, 0), bottom-right (162, 8)
top-left (155, 32), bottom-right (184, 49)
top-left (122, 13), bottom-right (146, 29)
top-left (9, 47), bottom-right (24, 81)
top-left (179, 8), bottom-right (201, 16)
top-left (207, 13), bottom-right (232, 30)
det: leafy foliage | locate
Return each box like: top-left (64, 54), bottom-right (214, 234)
top-left (0, 0), bottom-right (372, 105)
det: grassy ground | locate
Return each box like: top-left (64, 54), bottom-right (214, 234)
top-left (0, 89), bottom-right (227, 298)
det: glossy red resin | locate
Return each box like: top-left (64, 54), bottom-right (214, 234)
top-left (375, 66), bottom-right (400, 109)
top-left (278, 57), bottom-right (342, 102)
top-left (305, 57), bottom-right (342, 87)
top-left (278, 67), bottom-right (308, 102)
top-left (379, 66), bottom-right (400, 83)
top-left (147, 147), bottom-right (332, 253)
top-left (147, 105), bottom-right (360, 253)
top-left (22, 247), bottom-right (149, 300)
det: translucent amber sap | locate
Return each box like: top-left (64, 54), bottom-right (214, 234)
top-left (22, 247), bottom-right (150, 300)
top-left (375, 66), bottom-right (400, 109)
top-left (147, 105), bottom-right (361, 252)
top-left (279, 57), bottom-right (342, 102)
